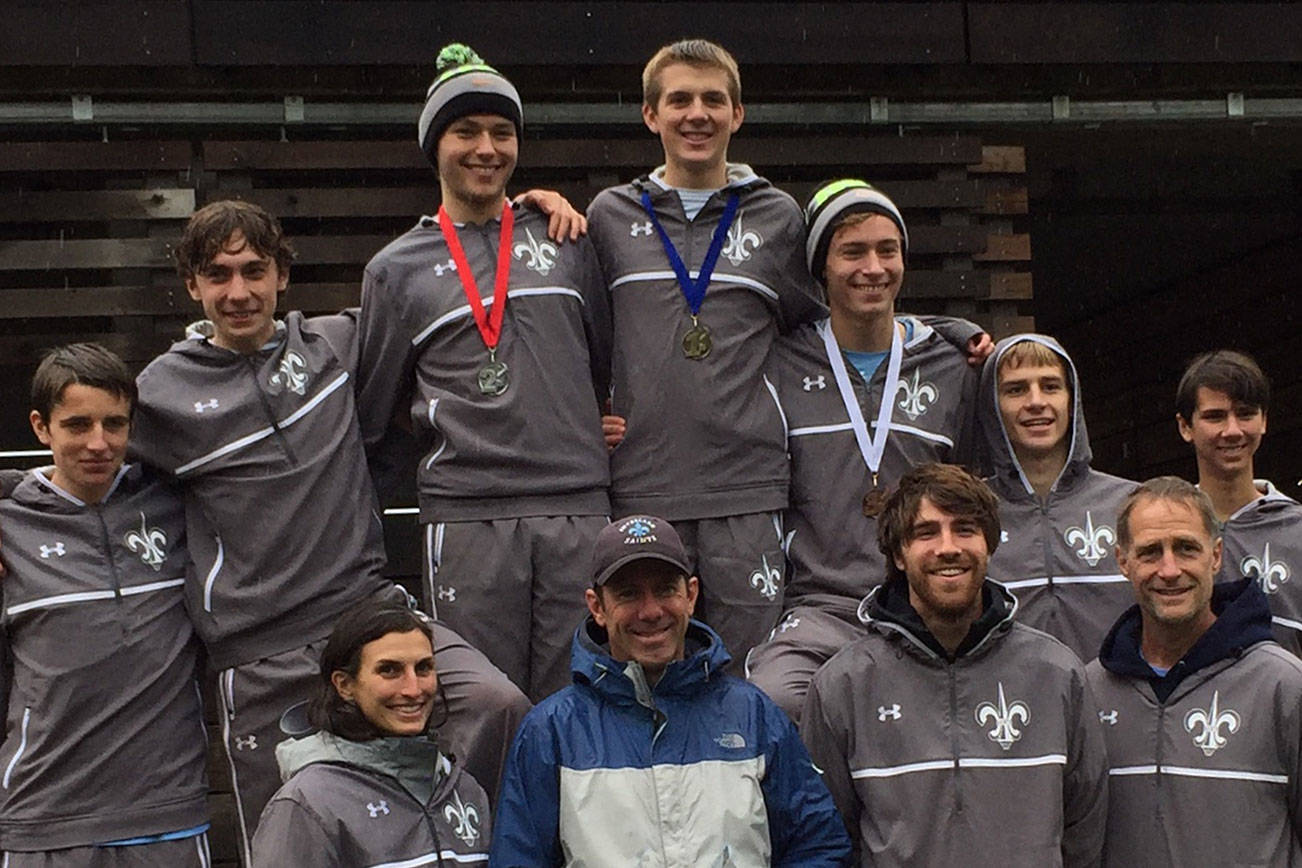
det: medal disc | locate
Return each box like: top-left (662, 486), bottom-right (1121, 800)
top-left (862, 486), bottom-right (887, 518)
top-left (477, 360), bottom-right (510, 396)
top-left (682, 323), bottom-right (713, 360)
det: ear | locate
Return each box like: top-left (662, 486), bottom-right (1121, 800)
top-left (1115, 545), bottom-right (1130, 578)
top-left (185, 277), bottom-right (202, 303)
top-left (684, 576), bottom-right (700, 616)
top-left (275, 265), bottom-right (289, 294)
top-left (641, 102), bottom-right (660, 135)
top-left (893, 552), bottom-right (907, 573)
top-left (29, 410), bottom-right (50, 446)
top-left (1260, 409), bottom-right (1267, 437)
top-left (330, 670), bottom-right (356, 703)
top-left (1176, 413), bottom-right (1194, 444)
top-left (1210, 537), bottom-right (1223, 574)
top-left (730, 101), bottom-right (745, 133)
top-left (585, 587), bottom-right (608, 628)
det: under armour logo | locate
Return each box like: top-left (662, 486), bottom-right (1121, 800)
top-left (40, 542), bottom-right (66, 559)
top-left (367, 800), bottom-right (390, 818)
top-left (234, 735), bottom-right (257, 751)
top-left (194, 399), bottom-right (219, 413)
top-left (878, 704), bottom-right (902, 721)
top-left (778, 616), bottom-right (801, 634)
top-left (433, 259), bottom-right (457, 277)
top-left (1098, 710), bottom-right (1118, 725)
top-left (802, 375), bottom-right (826, 392)
top-left (630, 221), bottom-right (654, 237)
top-left (1000, 530), bottom-right (1009, 543)
top-left (437, 585), bottom-right (456, 602)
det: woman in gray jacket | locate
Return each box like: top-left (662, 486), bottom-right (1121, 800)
top-left (251, 603), bottom-right (491, 866)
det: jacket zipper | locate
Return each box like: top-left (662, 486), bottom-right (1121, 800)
top-left (948, 664), bottom-right (963, 813)
top-left (245, 356), bottom-right (299, 466)
top-left (94, 505), bottom-right (128, 643)
top-left (2, 707), bottom-right (31, 788)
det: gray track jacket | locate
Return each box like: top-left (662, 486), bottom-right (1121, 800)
top-left (1217, 480), bottom-right (1302, 656)
top-left (132, 313), bottom-right (391, 669)
top-left (802, 580), bottom-right (1107, 867)
top-left (356, 205), bottom-right (611, 523)
top-left (0, 466), bottom-right (208, 850)
top-left (776, 316), bottom-right (977, 609)
top-left (1087, 578), bottom-right (1302, 867)
top-left (979, 335), bottom-right (1137, 663)
top-left (587, 165), bottom-right (825, 520)
top-left (252, 731), bottom-right (490, 867)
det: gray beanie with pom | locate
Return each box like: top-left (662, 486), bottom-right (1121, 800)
top-left (418, 43), bottom-right (523, 169)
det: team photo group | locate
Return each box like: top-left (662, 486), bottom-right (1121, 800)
top-left (1, 35), bottom-right (1298, 868)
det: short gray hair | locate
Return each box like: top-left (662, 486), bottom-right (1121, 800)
top-left (1116, 476), bottom-right (1219, 550)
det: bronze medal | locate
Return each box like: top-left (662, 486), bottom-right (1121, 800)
top-left (477, 360), bottom-right (510, 396)
top-left (682, 322), bottom-right (713, 360)
top-left (862, 485), bottom-right (887, 518)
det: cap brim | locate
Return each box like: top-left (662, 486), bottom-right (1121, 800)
top-left (594, 552), bottom-right (691, 586)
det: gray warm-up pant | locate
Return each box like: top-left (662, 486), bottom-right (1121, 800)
top-left (423, 515), bottom-right (605, 703)
top-left (2, 834), bottom-right (211, 868)
top-left (745, 601), bottom-right (867, 724)
top-left (218, 624), bottom-right (529, 865)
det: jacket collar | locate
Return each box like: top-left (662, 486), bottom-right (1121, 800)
top-left (859, 579), bottom-right (1017, 662)
top-left (274, 730), bottom-right (452, 806)
top-left (1098, 577), bottom-right (1274, 702)
top-left (571, 616), bottom-right (731, 705)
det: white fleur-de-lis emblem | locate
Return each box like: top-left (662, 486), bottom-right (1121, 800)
top-left (194, 399), bottom-right (219, 413)
top-left (367, 800), bottom-right (390, 818)
top-left (1184, 690), bottom-right (1240, 756)
top-left (749, 554), bottom-right (781, 601)
top-left (722, 215), bottom-right (762, 266)
top-left (895, 369), bottom-right (938, 420)
top-left (975, 682), bottom-right (1030, 750)
top-left (1242, 543), bottom-right (1290, 594)
top-left (802, 375), bottom-right (826, 392)
top-left (877, 704), bottom-right (901, 721)
top-left (437, 585), bottom-right (457, 602)
top-left (124, 511), bottom-right (167, 572)
top-left (269, 350), bottom-right (309, 395)
top-left (512, 227), bottom-right (558, 275)
top-left (433, 259), bottom-right (457, 276)
top-left (630, 221), bottom-right (654, 237)
top-left (443, 791), bottom-right (481, 846)
top-left (1064, 512), bottom-right (1115, 567)
top-left (40, 542), bottom-right (66, 559)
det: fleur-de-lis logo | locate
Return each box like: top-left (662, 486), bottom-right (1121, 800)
top-left (1242, 543), bottom-right (1290, 594)
top-left (1064, 512), bottom-right (1115, 567)
top-left (878, 704), bottom-right (901, 721)
top-left (1184, 690), bottom-right (1240, 756)
top-left (443, 791), bottom-right (481, 846)
top-left (895, 369), bottom-right (938, 420)
top-left (512, 227), bottom-right (558, 275)
top-left (749, 553), bottom-right (781, 601)
top-left (433, 259), bottom-right (457, 276)
top-left (269, 350), bottom-right (309, 396)
top-left (124, 511), bottom-right (167, 572)
top-left (722, 215), bottom-right (762, 266)
top-left (975, 682), bottom-right (1030, 750)
top-left (630, 221), bottom-right (654, 237)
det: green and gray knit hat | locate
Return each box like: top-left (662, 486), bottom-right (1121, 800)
top-left (418, 43), bottom-right (523, 168)
top-left (804, 179), bottom-right (909, 284)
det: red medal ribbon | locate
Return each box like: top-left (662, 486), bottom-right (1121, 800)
top-left (437, 201), bottom-right (514, 351)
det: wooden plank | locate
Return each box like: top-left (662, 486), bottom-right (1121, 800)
top-left (0, 142), bottom-right (193, 173)
top-left (784, 180), bottom-right (985, 211)
top-left (2, 1), bottom-right (191, 66)
top-left (910, 226), bottom-right (988, 255)
top-left (0, 286), bottom-right (187, 318)
top-left (284, 283), bottom-right (361, 311)
top-left (0, 189), bottom-right (196, 223)
top-left (0, 332), bottom-right (171, 365)
top-left (969, 146), bottom-right (1027, 174)
top-left (982, 184), bottom-right (1029, 216)
top-left (973, 234), bottom-right (1031, 262)
top-left (0, 238), bottom-right (171, 271)
top-left (902, 271), bottom-right (987, 299)
top-left (232, 188), bottom-right (433, 219)
top-left (987, 272), bottom-right (1034, 300)
top-left (193, 2), bottom-right (966, 66)
top-left (202, 141), bottom-right (426, 172)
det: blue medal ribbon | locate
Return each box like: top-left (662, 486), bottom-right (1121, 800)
top-left (640, 191), bottom-right (741, 317)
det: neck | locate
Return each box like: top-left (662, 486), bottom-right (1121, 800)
top-left (661, 160), bottom-right (727, 191)
top-left (1014, 445), bottom-right (1069, 500)
top-left (912, 590), bottom-right (984, 657)
top-left (440, 192), bottom-right (505, 225)
top-left (49, 468), bottom-right (113, 505)
top-left (1140, 610), bottom-right (1216, 670)
top-left (213, 324), bottom-right (276, 357)
top-left (1197, 466), bottom-right (1261, 521)
top-left (831, 310), bottom-right (898, 353)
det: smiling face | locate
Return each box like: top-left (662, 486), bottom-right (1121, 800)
top-left (1117, 496), bottom-right (1221, 635)
top-left (894, 497), bottom-right (989, 624)
top-left (586, 561), bottom-right (699, 682)
top-left (186, 230), bottom-right (288, 354)
top-left (436, 113), bottom-right (518, 221)
top-left (30, 383), bottom-right (131, 504)
top-left (642, 61), bottom-right (743, 189)
top-left (824, 214), bottom-right (904, 326)
top-left (1178, 386), bottom-right (1266, 481)
top-left (331, 629), bottom-right (438, 737)
top-left (997, 356), bottom-right (1072, 466)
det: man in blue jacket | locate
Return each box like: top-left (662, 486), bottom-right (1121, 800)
top-left (491, 514), bottom-right (850, 867)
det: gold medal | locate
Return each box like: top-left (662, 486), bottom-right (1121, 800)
top-left (682, 320), bottom-right (713, 360)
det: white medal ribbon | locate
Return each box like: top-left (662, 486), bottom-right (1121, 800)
top-left (817, 317), bottom-right (903, 477)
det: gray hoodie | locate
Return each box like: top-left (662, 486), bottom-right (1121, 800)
top-left (587, 164), bottom-right (825, 520)
top-left (252, 730), bottom-right (490, 867)
top-left (132, 313), bottom-right (392, 669)
top-left (979, 334), bottom-right (1137, 663)
top-left (1217, 480), bottom-right (1302, 656)
top-left (0, 466), bottom-right (208, 850)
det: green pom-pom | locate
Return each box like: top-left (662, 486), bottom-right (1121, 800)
top-left (436, 43), bottom-right (483, 72)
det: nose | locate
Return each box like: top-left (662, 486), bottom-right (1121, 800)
top-left (472, 130), bottom-right (496, 155)
top-left (1025, 384), bottom-right (1047, 408)
top-left (859, 250), bottom-right (886, 276)
top-left (934, 527), bottom-right (962, 556)
top-left (1155, 547), bottom-right (1182, 580)
top-left (226, 273), bottom-right (251, 301)
top-left (396, 667), bottom-right (424, 697)
top-left (86, 424), bottom-right (110, 452)
top-left (1222, 414), bottom-right (1243, 439)
top-left (634, 590), bottom-right (666, 620)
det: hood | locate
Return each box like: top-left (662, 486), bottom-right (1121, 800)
top-left (978, 333), bottom-right (1093, 498)
top-left (12, 463), bottom-right (137, 512)
top-left (168, 315), bottom-right (292, 364)
top-left (570, 615), bottom-right (731, 704)
top-left (858, 578), bottom-right (1018, 662)
top-left (1227, 479), bottom-right (1301, 525)
top-left (1098, 577), bottom-right (1274, 702)
top-left (636, 162), bottom-right (765, 195)
top-left (274, 729), bottom-right (451, 805)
